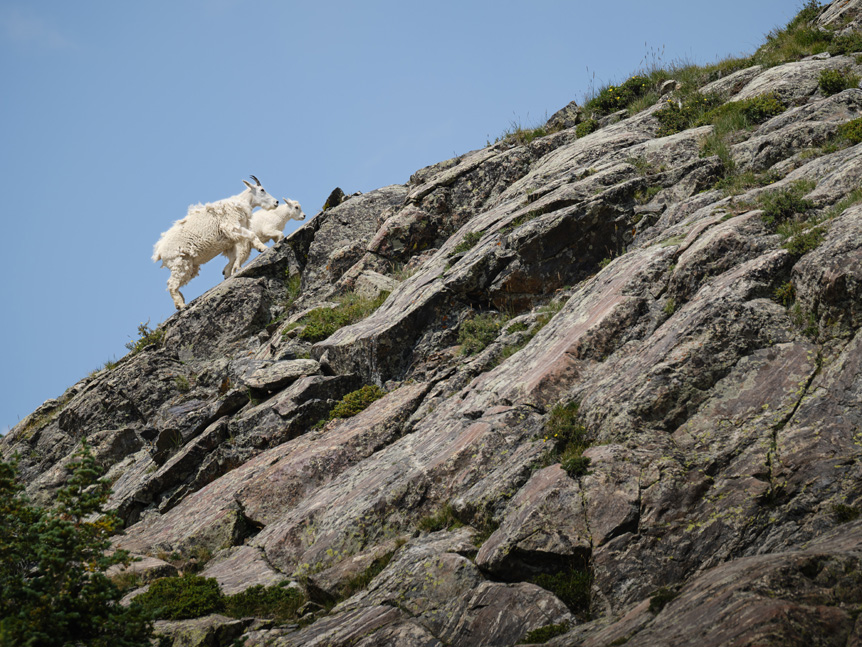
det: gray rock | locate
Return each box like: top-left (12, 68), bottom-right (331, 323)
top-left (153, 614), bottom-right (252, 647)
top-left (242, 359), bottom-right (321, 390)
top-left (105, 555), bottom-right (178, 584)
top-left (545, 100), bottom-right (583, 131)
top-left (352, 270), bottom-right (399, 301)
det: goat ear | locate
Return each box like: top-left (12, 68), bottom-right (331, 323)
top-left (242, 180), bottom-right (253, 189)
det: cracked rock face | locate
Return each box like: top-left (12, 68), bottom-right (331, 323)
top-left (5, 2), bottom-right (862, 644)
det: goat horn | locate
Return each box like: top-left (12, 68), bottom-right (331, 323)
top-left (249, 175), bottom-right (261, 186)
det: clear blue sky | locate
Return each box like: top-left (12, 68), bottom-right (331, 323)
top-left (0, 1), bottom-right (809, 433)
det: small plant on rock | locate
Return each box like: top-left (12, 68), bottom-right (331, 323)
top-left (773, 281), bottom-right (796, 307)
top-left (532, 563), bottom-right (592, 617)
top-left (135, 573), bottom-right (224, 620)
top-left (649, 587), bottom-right (679, 614)
top-left (458, 312), bottom-right (504, 355)
top-left (701, 92), bottom-right (786, 126)
top-left (518, 622), bottom-right (571, 644)
top-left (758, 180), bottom-right (815, 226)
top-left (223, 582), bottom-right (305, 621)
top-left (328, 384), bottom-right (386, 420)
top-left (543, 402), bottom-right (591, 478)
top-left (585, 75), bottom-right (652, 117)
top-left (837, 117), bottom-right (862, 145)
top-left (417, 503), bottom-right (463, 532)
top-left (125, 320), bottom-right (164, 355)
top-left (451, 231), bottom-right (483, 255)
top-left (779, 221), bottom-right (826, 256)
top-left (818, 67), bottom-right (860, 96)
top-left (832, 503), bottom-right (861, 523)
top-left (174, 374), bottom-right (191, 393)
top-left (336, 551), bottom-right (398, 601)
top-left (295, 291), bottom-right (389, 343)
top-left (655, 92), bottom-right (722, 137)
top-left (576, 119), bottom-right (599, 138)
top-left (635, 185), bottom-right (662, 205)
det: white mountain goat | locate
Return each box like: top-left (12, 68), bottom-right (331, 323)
top-left (221, 197), bottom-right (306, 278)
top-left (152, 176), bottom-right (279, 309)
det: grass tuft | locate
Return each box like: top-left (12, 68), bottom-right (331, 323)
top-left (417, 503), bottom-right (463, 532)
top-left (459, 312), bottom-right (504, 356)
top-left (125, 320), bottom-right (164, 356)
top-left (819, 68), bottom-right (861, 96)
top-left (290, 292), bottom-right (388, 343)
top-left (518, 623), bottom-right (571, 644)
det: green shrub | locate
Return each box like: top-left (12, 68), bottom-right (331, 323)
top-left (655, 92), bottom-right (722, 137)
top-left (832, 503), bottom-right (861, 523)
top-left (699, 93), bottom-right (785, 130)
top-left (498, 298), bottom-right (566, 361)
top-left (505, 125), bottom-right (548, 145)
top-left (827, 32), bottom-right (862, 56)
top-left (506, 321), bottom-right (530, 334)
top-left (773, 281), bottom-right (796, 307)
top-left (503, 211), bottom-right (541, 234)
top-left (125, 320), bottom-right (164, 355)
top-left (518, 622), bottom-right (571, 644)
top-left (459, 312), bottom-right (504, 355)
top-left (751, 1), bottom-right (831, 67)
top-left (285, 272), bottom-right (302, 303)
top-left (544, 402), bottom-right (587, 453)
top-left (576, 119), bottom-right (599, 138)
top-left (0, 444), bottom-right (154, 645)
top-left (837, 117), bottom-right (862, 145)
top-left (337, 551), bottom-right (397, 601)
top-left (779, 223), bottom-right (826, 256)
top-left (135, 573), bottom-right (224, 620)
top-left (472, 515), bottom-right (501, 548)
top-left (736, 92), bottom-right (786, 124)
top-left (452, 231), bottom-right (483, 255)
top-left (137, 577), bottom-right (306, 623)
top-left (635, 185), bottom-right (662, 205)
top-left (713, 169), bottom-right (781, 196)
top-left (697, 93), bottom-right (786, 182)
top-left (649, 587), bottom-right (679, 614)
top-left (825, 187), bottom-right (862, 222)
top-left (223, 583), bottom-right (305, 621)
top-left (174, 375), bottom-right (191, 393)
top-left (532, 566), bottom-right (592, 615)
top-left (663, 297), bottom-right (676, 316)
top-left (818, 68), bottom-right (860, 96)
top-left (417, 503), bottom-right (463, 532)
top-left (585, 75), bottom-right (652, 117)
top-left (560, 454), bottom-right (591, 477)
top-left (543, 402), bottom-right (592, 478)
top-left (328, 384), bottom-right (386, 420)
top-left (296, 292), bottom-right (388, 343)
top-left (758, 181), bottom-right (815, 226)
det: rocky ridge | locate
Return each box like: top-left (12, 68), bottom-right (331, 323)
top-left (5, 2), bottom-right (862, 645)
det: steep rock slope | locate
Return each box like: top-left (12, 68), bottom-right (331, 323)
top-left (5, 2), bottom-right (862, 644)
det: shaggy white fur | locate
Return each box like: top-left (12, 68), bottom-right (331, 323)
top-left (152, 177), bottom-right (278, 309)
top-left (222, 197), bottom-right (306, 277)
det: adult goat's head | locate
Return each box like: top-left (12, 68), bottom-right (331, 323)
top-left (242, 175), bottom-right (278, 210)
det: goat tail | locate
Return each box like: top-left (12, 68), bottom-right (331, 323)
top-left (152, 239), bottom-right (164, 263)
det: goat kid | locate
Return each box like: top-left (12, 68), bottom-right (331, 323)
top-left (222, 197), bottom-right (306, 278)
